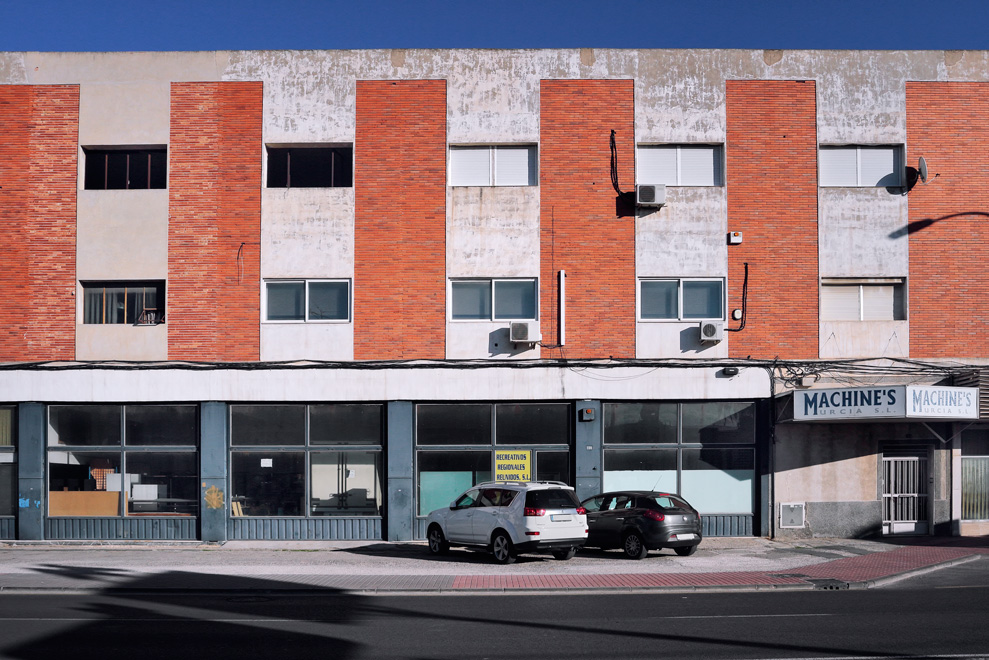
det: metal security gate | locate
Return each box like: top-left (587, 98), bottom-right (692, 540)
top-left (882, 455), bottom-right (929, 535)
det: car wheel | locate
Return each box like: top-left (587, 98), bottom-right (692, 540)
top-left (674, 544), bottom-right (698, 557)
top-left (551, 547), bottom-right (577, 561)
top-left (427, 525), bottom-right (449, 555)
top-left (491, 531), bottom-right (517, 564)
top-left (622, 531), bottom-right (648, 559)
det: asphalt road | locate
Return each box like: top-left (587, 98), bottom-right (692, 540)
top-left (1, 558), bottom-right (987, 660)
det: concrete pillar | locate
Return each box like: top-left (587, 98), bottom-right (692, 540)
top-left (574, 400), bottom-right (602, 501)
top-left (16, 403), bottom-right (45, 540)
top-left (386, 401), bottom-right (414, 541)
top-left (199, 402), bottom-right (228, 543)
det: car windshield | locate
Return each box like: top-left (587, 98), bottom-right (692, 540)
top-left (525, 489), bottom-right (579, 509)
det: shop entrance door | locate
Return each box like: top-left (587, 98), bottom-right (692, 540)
top-left (882, 454), bottom-right (929, 535)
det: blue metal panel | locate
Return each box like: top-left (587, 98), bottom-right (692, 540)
top-left (228, 517), bottom-right (382, 540)
top-left (17, 403), bottom-right (45, 540)
top-left (46, 517), bottom-right (198, 540)
top-left (0, 517), bottom-right (14, 539)
top-left (574, 400), bottom-right (602, 502)
top-left (702, 514), bottom-right (753, 537)
top-left (200, 402), bottom-right (227, 543)
top-left (386, 401), bottom-right (414, 542)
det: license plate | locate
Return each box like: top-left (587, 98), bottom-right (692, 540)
top-left (551, 514), bottom-right (572, 522)
top-left (675, 533), bottom-right (696, 540)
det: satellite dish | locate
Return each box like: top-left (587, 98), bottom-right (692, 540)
top-left (918, 156), bottom-right (928, 184)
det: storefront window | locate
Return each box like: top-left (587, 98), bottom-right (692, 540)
top-left (230, 405), bottom-right (306, 446)
top-left (231, 452), bottom-right (305, 516)
top-left (681, 448), bottom-right (754, 514)
top-left (0, 407), bottom-right (13, 517)
top-left (47, 405), bottom-right (199, 518)
top-left (417, 404), bottom-right (491, 445)
top-left (311, 452), bottom-right (382, 515)
top-left (603, 449), bottom-right (677, 492)
top-left (415, 403), bottom-right (574, 517)
top-left (230, 403), bottom-right (383, 517)
top-left (962, 430), bottom-right (989, 521)
top-left (681, 402), bottom-right (756, 444)
top-left (603, 401), bottom-right (758, 515)
top-left (603, 403), bottom-right (677, 444)
top-left (496, 403), bottom-right (569, 445)
top-left (417, 451), bottom-right (491, 516)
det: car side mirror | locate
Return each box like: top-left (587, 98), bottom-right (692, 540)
top-left (450, 501), bottom-right (458, 510)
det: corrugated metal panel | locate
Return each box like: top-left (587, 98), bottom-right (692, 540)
top-left (954, 371), bottom-right (988, 418)
top-left (228, 517), bottom-right (382, 541)
top-left (0, 517), bottom-right (14, 539)
top-left (703, 514), bottom-right (753, 537)
top-left (46, 517), bottom-right (198, 540)
top-left (415, 518), bottom-right (428, 540)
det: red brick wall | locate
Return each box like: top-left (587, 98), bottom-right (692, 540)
top-left (906, 82), bottom-right (989, 358)
top-left (168, 82), bottom-right (262, 362)
top-left (354, 80), bottom-right (447, 360)
top-left (540, 80), bottom-right (636, 358)
top-left (726, 80), bottom-right (819, 359)
top-left (0, 85), bottom-right (78, 361)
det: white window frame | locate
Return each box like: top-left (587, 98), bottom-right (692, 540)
top-left (819, 145), bottom-right (903, 187)
top-left (448, 145), bottom-right (538, 187)
top-left (636, 144), bottom-right (724, 186)
top-left (263, 279), bottom-right (351, 323)
top-left (637, 278), bottom-right (725, 322)
top-left (450, 278), bottom-right (538, 321)
top-left (820, 278), bottom-right (906, 321)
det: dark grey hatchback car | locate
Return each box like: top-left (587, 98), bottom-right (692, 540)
top-left (580, 491), bottom-right (702, 559)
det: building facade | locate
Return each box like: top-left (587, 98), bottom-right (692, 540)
top-left (1, 48), bottom-right (987, 543)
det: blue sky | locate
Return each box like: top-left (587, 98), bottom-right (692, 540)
top-left (2, 0), bottom-right (989, 52)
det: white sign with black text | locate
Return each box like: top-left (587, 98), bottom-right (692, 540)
top-left (794, 385), bottom-right (978, 421)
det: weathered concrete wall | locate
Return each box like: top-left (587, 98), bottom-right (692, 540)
top-left (820, 320), bottom-right (909, 358)
top-left (76, 324), bottom-right (167, 361)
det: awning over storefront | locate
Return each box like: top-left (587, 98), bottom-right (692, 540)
top-left (778, 385), bottom-right (980, 423)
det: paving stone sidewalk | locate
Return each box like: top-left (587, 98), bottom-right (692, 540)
top-left (0, 536), bottom-right (985, 594)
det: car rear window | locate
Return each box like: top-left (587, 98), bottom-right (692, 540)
top-left (525, 489), bottom-right (579, 509)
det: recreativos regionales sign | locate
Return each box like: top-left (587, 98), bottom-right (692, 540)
top-left (794, 385), bottom-right (979, 421)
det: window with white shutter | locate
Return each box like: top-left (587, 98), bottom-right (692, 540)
top-left (449, 146), bottom-right (537, 186)
top-left (637, 145), bottom-right (722, 186)
top-left (819, 146), bottom-right (902, 187)
top-left (821, 278), bottom-right (905, 321)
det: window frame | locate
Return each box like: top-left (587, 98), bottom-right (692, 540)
top-left (636, 144), bottom-right (724, 187)
top-left (637, 278), bottom-right (725, 322)
top-left (819, 145), bottom-right (903, 187)
top-left (81, 280), bottom-right (165, 325)
top-left (449, 278), bottom-right (538, 322)
top-left (448, 145), bottom-right (538, 187)
top-left (263, 279), bottom-right (352, 323)
top-left (83, 146), bottom-right (168, 190)
top-left (265, 144), bottom-right (354, 189)
top-left (820, 277), bottom-right (906, 321)
top-left (229, 403), bottom-right (384, 518)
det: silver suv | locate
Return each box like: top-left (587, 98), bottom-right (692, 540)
top-left (425, 481), bottom-right (588, 564)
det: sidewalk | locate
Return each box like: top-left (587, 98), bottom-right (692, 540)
top-left (0, 536), bottom-right (986, 595)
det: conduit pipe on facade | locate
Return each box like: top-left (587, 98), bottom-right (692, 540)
top-left (558, 270), bottom-right (566, 346)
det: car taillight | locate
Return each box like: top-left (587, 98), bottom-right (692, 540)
top-left (524, 507), bottom-right (546, 517)
top-left (576, 507), bottom-right (586, 515)
top-left (644, 510), bottom-right (665, 522)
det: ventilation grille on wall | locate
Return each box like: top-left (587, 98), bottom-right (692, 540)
top-left (953, 370), bottom-right (988, 419)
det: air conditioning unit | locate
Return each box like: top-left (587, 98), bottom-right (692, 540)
top-left (698, 321), bottom-right (724, 343)
top-left (636, 184), bottom-right (666, 207)
top-left (509, 322), bottom-right (541, 343)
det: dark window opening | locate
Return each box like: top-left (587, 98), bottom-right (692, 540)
top-left (267, 146), bottom-right (353, 188)
top-left (82, 281), bottom-right (165, 325)
top-left (84, 148), bottom-right (167, 190)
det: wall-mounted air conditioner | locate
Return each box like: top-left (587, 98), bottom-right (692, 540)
top-left (509, 322), bottom-right (541, 343)
top-left (636, 184), bottom-right (666, 207)
top-left (698, 321), bottom-right (724, 343)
